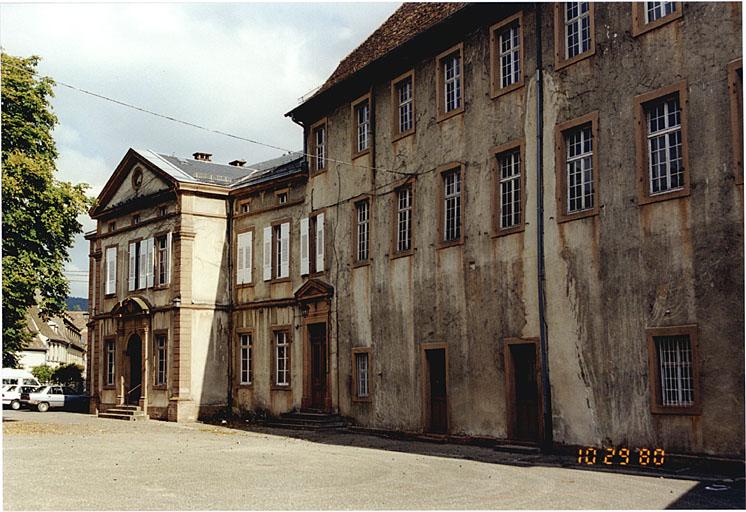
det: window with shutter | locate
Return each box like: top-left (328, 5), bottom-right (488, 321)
top-left (146, 238), bottom-right (155, 288)
top-left (105, 247), bottom-right (117, 295)
top-left (300, 217), bottom-right (310, 276)
top-left (128, 242), bottom-right (137, 291)
top-left (280, 222), bottom-right (290, 278)
top-left (263, 226), bottom-right (272, 281)
top-left (315, 213), bottom-right (324, 272)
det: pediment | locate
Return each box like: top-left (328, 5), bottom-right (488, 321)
top-left (294, 278), bottom-right (334, 301)
top-left (111, 296), bottom-right (152, 316)
top-left (91, 149), bottom-right (175, 217)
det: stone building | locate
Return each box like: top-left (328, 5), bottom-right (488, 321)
top-left (87, 2), bottom-right (743, 458)
top-left (21, 307), bottom-right (86, 371)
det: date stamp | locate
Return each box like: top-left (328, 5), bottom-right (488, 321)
top-left (577, 447), bottom-right (666, 466)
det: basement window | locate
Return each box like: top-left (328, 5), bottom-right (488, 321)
top-left (646, 325), bottom-right (700, 415)
top-left (352, 348), bottom-right (371, 401)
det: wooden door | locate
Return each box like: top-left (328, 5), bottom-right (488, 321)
top-left (126, 335), bottom-right (142, 405)
top-left (309, 323), bottom-right (327, 410)
top-left (510, 344), bottom-right (540, 441)
top-left (426, 348), bottom-right (447, 434)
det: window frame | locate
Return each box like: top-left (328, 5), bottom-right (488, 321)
top-left (104, 337), bottom-right (116, 388)
top-left (237, 330), bottom-right (253, 387)
top-left (352, 196), bottom-right (372, 267)
top-left (391, 179), bottom-right (415, 259)
top-left (271, 327), bottom-right (292, 390)
top-left (153, 330), bottom-right (168, 388)
top-left (153, 231), bottom-right (170, 288)
top-left (436, 43), bottom-right (465, 122)
top-left (270, 219), bottom-right (291, 282)
top-left (632, 1), bottom-right (682, 37)
top-left (308, 118), bottom-right (328, 175)
top-left (634, 80), bottom-right (690, 205)
top-left (491, 141), bottom-right (526, 237)
top-left (555, 111), bottom-right (600, 223)
top-left (728, 58), bottom-right (743, 185)
top-left (646, 324), bottom-right (701, 415)
top-left (553, 2), bottom-right (595, 71)
top-left (490, 11), bottom-right (525, 99)
top-left (436, 163), bottom-right (465, 249)
top-left (351, 93), bottom-right (372, 159)
top-left (351, 347), bottom-right (372, 402)
top-left (391, 69), bottom-right (416, 142)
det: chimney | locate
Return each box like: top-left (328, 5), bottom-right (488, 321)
top-left (229, 159), bottom-right (246, 167)
top-left (193, 152), bottom-right (212, 161)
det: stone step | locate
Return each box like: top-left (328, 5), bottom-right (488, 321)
top-left (105, 408), bottom-right (142, 416)
top-left (114, 405), bottom-right (141, 411)
top-left (98, 411), bottom-right (149, 421)
top-left (263, 420), bottom-right (347, 431)
top-left (279, 412), bottom-right (344, 423)
top-left (493, 443), bottom-right (541, 455)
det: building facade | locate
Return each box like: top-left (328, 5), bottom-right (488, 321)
top-left (22, 307), bottom-right (86, 371)
top-left (87, 2), bottom-right (744, 458)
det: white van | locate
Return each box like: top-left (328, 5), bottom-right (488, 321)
top-left (1, 368), bottom-right (41, 389)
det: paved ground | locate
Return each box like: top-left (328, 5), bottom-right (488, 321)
top-left (3, 409), bottom-right (743, 510)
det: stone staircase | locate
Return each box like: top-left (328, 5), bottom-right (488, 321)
top-left (263, 409), bottom-right (347, 431)
top-left (98, 404), bottom-right (149, 421)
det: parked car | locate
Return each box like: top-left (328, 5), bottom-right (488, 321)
top-left (22, 385), bottom-right (88, 412)
top-left (1, 368), bottom-right (41, 389)
top-left (3, 385), bottom-right (41, 410)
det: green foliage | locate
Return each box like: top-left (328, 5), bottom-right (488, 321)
top-left (52, 363), bottom-right (84, 390)
top-left (1, 53), bottom-right (93, 367)
top-left (31, 364), bottom-right (54, 384)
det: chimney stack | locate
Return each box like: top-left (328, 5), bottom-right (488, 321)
top-left (193, 152), bottom-right (212, 161)
top-left (229, 159), bottom-right (247, 167)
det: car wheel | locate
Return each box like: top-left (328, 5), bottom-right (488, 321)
top-left (37, 402), bottom-right (49, 413)
top-left (10, 400), bottom-right (20, 410)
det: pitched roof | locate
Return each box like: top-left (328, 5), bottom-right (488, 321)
top-left (317, 2), bottom-right (467, 94)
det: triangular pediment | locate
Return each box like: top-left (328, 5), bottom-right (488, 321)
top-left (91, 149), bottom-right (176, 217)
top-left (294, 278), bottom-right (334, 301)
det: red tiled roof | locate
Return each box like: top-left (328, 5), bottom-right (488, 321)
top-left (317, 2), bottom-right (467, 94)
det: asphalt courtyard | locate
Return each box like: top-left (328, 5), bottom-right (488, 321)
top-left (2, 409), bottom-right (743, 510)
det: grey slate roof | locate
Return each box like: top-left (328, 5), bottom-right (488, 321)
top-left (133, 149), bottom-right (305, 188)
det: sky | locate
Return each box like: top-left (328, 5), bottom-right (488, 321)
top-left (0, 1), bottom-right (399, 297)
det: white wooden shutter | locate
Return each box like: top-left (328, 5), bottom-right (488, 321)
top-left (105, 247), bottom-right (117, 295)
top-left (263, 226), bottom-right (272, 281)
top-left (300, 217), bottom-right (309, 276)
top-left (236, 232), bottom-right (253, 284)
top-left (244, 231), bottom-right (253, 284)
top-left (138, 241), bottom-right (147, 290)
top-left (165, 232), bottom-right (172, 284)
top-left (236, 233), bottom-right (246, 284)
top-left (280, 222), bottom-right (290, 278)
top-left (315, 213), bottom-right (325, 272)
top-left (128, 242), bottom-right (136, 291)
top-left (146, 238), bottom-right (155, 288)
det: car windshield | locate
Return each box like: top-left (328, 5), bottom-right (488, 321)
top-left (5, 385), bottom-right (17, 392)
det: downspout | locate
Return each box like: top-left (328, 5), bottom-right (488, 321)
top-left (226, 196), bottom-right (234, 417)
top-left (535, 3), bottom-right (554, 453)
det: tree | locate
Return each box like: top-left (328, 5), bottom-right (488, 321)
top-left (52, 363), bottom-right (85, 391)
top-left (31, 364), bottom-right (54, 385)
top-left (1, 53), bottom-right (92, 367)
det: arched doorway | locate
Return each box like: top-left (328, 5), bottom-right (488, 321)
top-left (126, 334), bottom-right (142, 405)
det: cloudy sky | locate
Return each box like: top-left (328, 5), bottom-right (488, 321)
top-left (1, 1), bottom-right (399, 297)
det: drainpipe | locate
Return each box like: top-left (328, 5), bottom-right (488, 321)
top-left (535, 3), bottom-right (554, 453)
top-left (226, 196), bottom-right (234, 417)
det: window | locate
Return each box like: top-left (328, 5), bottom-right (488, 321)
top-left (236, 231), bottom-right (253, 285)
top-left (278, 192), bottom-right (288, 205)
top-left (490, 12), bottom-right (524, 98)
top-left (155, 234), bottom-right (171, 286)
top-left (352, 95), bottom-right (371, 156)
top-left (158, 206), bottom-right (167, 217)
top-left (105, 340), bottom-right (115, 386)
top-left (105, 246), bottom-right (117, 295)
top-left (352, 349), bottom-right (371, 401)
top-left (729, 59), bottom-right (743, 185)
top-left (300, 212), bottom-right (324, 275)
top-left (394, 185), bottom-right (413, 255)
top-left (436, 44), bottom-right (464, 120)
top-left (128, 238), bottom-right (152, 291)
top-left (646, 325), bottom-right (700, 415)
top-left (263, 222), bottom-right (289, 281)
top-left (108, 222), bottom-right (116, 233)
top-left (635, 81), bottom-right (690, 204)
top-left (239, 202), bottom-right (250, 214)
top-left (392, 71), bottom-right (415, 139)
top-left (554, 2), bottom-right (595, 70)
top-left (274, 331), bottom-right (290, 387)
top-left (154, 334), bottom-right (167, 386)
top-left (555, 112), bottom-right (599, 222)
top-left (498, 150), bottom-right (522, 230)
top-left (310, 120), bottom-right (327, 173)
top-left (354, 199), bottom-right (370, 263)
top-left (632, 2), bottom-right (682, 36)
top-left (239, 333), bottom-right (252, 385)
top-left (441, 167), bottom-right (462, 244)
top-left (132, 214), bottom-right (140, 225)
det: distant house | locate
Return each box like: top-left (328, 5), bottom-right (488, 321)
top-left (22, 307), bottom-right (86, 372)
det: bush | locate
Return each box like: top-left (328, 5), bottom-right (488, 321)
top-left (52, 363), bottom-right (84, 391)
top-left (31, 364), bottom-right (54, 384)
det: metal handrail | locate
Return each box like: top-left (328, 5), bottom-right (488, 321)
top-left (125, 384), bottom-right (141, 398)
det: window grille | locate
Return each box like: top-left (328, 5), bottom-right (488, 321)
top-left (443, 170), bottom-right (461, 241)
top-left (499, 24), bottom-right (520, 88)
top-left (314, 126), bottom-right (326, 170)
top-left (275, 332), bottom-right (289, 386)
top-left (397, 187), bottom-right (412, 252)
top-left (356, 101), bottom-right (370, 152)
top-left (565, 2), bottom-right (591, 59)
top-left (356, 201), bottom-right (369, 261)
top-left (397, 77), bottom-right (413, 133)
top-left (155, 335), bottom-right (167, 386)
top-left (240, 334), bottom-right (252, 385)
top-left (655, 335), bottom-right (693, 407)
top-left (646, 95), bottom-right (683, 194)
top-left (106, 341), bottom-right (115, 386)
top-left (646, 1), bottom-right (677, 23)
top-left (355, 353), bottom-right (369, 398)
top-left (499, 151), bottom-right (522, 229)
top-left (443, 53), bottom-right (462, 113)
top-left (566, 125), bottom-right (594, 213)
